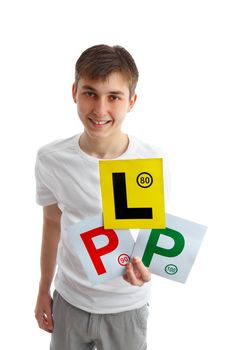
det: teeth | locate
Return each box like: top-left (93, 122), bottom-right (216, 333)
top-left (93, 120), bottom-right (109, 125)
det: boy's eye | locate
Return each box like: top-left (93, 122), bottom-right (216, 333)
top-left (85, 92), bottom-right (96, 97)
top-left (109, 95), bottom-right (120, 101)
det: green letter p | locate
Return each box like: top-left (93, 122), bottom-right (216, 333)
top-left (142, 228), bottom-right (185, 267)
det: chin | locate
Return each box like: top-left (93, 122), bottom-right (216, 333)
top-left (85, 129), bottom-right (111, 139)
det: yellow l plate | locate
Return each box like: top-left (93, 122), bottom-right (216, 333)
top-left (99, 158), bottom-right (166, 229)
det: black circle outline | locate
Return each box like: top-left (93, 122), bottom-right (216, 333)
top-left (136, 172), bottom-right (153, 188)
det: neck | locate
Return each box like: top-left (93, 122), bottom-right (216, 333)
top-left (79, 132), bottom-right (129, 159)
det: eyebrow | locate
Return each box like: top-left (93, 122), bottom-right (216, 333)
top-left (81, 85), bottom-right (125, 96)
top-left (109, 90), bottom-right (125, 96)
top-left (81, 85), bottom-right (97, 91)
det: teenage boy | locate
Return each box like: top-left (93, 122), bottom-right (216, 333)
top-left (35, 44), bottom-right (165, 350)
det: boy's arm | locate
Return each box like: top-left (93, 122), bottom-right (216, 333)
top-left (34, 204), bottom-right (61, 333)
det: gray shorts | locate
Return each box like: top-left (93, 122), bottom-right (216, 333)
top-left (50, 290), bottom-right (149, 350)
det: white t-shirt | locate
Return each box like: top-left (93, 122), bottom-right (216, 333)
top-left (35, 133), bottom-right (169, 313)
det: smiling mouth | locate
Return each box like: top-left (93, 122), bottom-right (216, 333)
top-left (89, 118), bottom-right (111, 125)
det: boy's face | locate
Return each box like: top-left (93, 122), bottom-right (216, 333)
top-left (72, 72), bottom-right (136, 140)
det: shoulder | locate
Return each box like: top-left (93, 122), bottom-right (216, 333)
top-left (129, 135), bottom-right (165, 158)
top-left (37, 135), bottom-right (77, 160)
top-left (129, 135), bottom-right (171, 201)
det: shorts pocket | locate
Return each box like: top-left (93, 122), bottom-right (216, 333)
top-left (135, 304), bottom-right (149, 330)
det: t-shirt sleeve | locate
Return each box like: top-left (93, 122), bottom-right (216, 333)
top-left (35, 154), bottom-right (58, 206)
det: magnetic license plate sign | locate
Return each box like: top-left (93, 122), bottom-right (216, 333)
top-left (99, 158), bottom-right (165, 229)
top-left (67, 215), bottom-right (135, 285)
top-left (132, 213), bottom-right (207, 283)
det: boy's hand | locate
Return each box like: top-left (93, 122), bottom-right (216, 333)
top-left (34, 291), bottom-right (54, 333)
top-left (123, 257), bottom-right (151, 286)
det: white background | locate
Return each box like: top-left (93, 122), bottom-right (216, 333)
top-left (0, 0), bottom-right (232, 349)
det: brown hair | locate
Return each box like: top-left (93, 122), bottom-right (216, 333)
top-left (75, 44), bottom-right (139, 98)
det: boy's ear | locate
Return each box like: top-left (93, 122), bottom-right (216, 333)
top-left (72, 83), bottom-right (77, 103)
top-left (128, 94), bottom-right (137, 112)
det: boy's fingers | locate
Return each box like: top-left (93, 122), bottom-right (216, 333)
top-left (35, 309), bottom-right (53, 333)
top-left (125, 262), bottom-right (144, 286)
top-left (123, 257), bottom-right (151, 286)
top-left (123, 273), bottom-right (129, 282)
top-left (45, 310), bottom-right (54, 331)
top-left (35, 293), bottom-right (54, 333)
top-left (132, 257), bottom-right (151, 282)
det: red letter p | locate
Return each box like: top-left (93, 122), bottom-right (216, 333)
top-left (80, 226), bottom-right (119, 275)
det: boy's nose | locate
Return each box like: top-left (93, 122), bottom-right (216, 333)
top-left (93, 98), bottom-right (108, 117)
